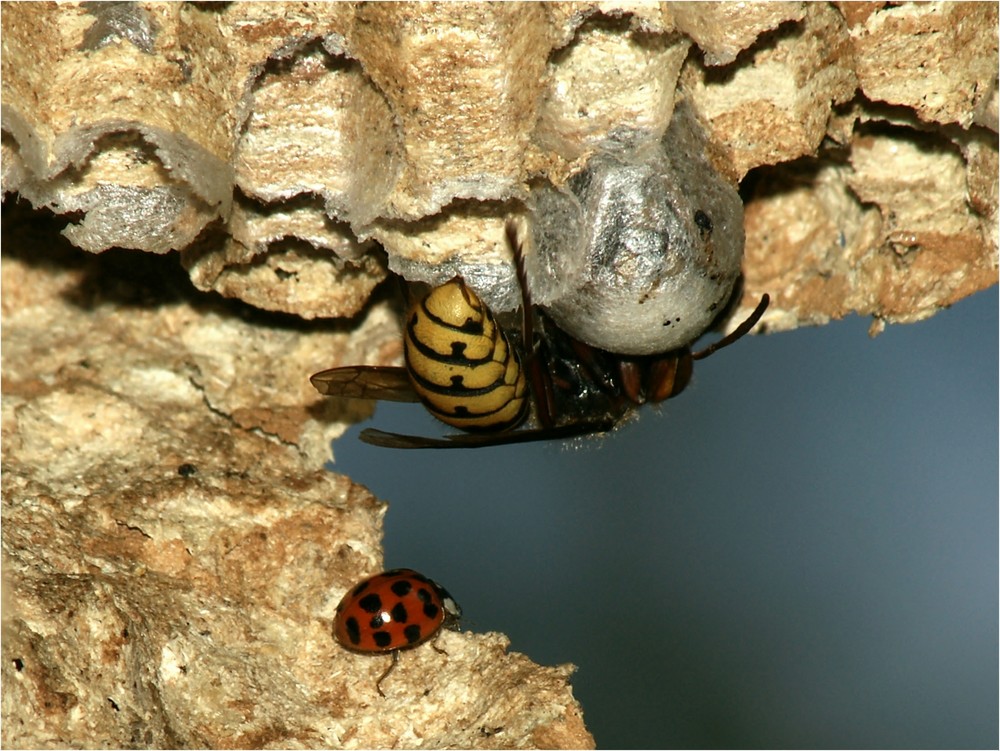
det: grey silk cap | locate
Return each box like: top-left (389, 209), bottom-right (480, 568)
top-left (527, 100), bottom-right (744, 355)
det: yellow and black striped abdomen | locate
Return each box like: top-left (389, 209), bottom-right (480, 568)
top-left (404, 279), bottom-right (528, 432)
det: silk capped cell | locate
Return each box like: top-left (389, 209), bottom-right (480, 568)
top-left (527, 100), bottom-right (745, 356)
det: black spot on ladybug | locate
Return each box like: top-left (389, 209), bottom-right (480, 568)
top-left (417, 588), bottom-right (440, 618)
top-left (694, 209), bottom-right (713, 237)
top-left (373, 631), bottom-right (393, 648)
top-left (403, 624), bottom-right (423, 645)
top-left (358, 593), bottom-right (382, 613)
top-left (345, 617), bottom-right (362, 645)
top-left (390, 580), bottom-right (412, 597)
top-left (391, 602), bottom-right (409, 623)
top-left (352, 580), bottom-right (370, 597)
top-left (370, 612), bottom-right (388, 629)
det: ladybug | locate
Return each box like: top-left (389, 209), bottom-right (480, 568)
top-left (333, 568), bottom-right (462, 697)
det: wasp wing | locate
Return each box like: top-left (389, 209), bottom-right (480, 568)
top-left (359, 418), bottom-right (618, 449)
top-left (310, 366), bottom-right (420, 402)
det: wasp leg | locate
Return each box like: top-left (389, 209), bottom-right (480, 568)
top-left (507, 218), bottom-right (557, 429)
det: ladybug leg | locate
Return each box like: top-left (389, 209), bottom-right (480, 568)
top-left (375, 650), bottom-right (399, 698)
top-left (430, 631), bottom-right (449, 656)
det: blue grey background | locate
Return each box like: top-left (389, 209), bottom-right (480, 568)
top-left (328, 286), bottom-right (997, 749)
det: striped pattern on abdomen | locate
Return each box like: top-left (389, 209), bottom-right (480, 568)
top-left (404, 279), bottom-right (528, 432)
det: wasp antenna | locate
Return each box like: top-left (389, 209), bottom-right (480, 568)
top-left (692, 294), bottom-right (769, 361)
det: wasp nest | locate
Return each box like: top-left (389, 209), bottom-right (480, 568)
top-left (3, 2), bottom-right (996, 326)
top-left (2, 3), bottom-right (997, 748)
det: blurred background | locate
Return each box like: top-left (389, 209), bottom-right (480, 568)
top-left (328, 286), bottom-right (997, 749)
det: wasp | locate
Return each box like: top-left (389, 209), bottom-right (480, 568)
top-left (310, 221), bottom-right (768, 449)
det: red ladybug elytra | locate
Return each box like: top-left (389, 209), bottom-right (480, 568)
top-left (333, 568), bottom-right (462, 696)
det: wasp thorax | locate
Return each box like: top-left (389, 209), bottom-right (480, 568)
top-left (527, 100), bottom-right (745, 356)
top-left (403, 279), bottom-right (529, 432)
